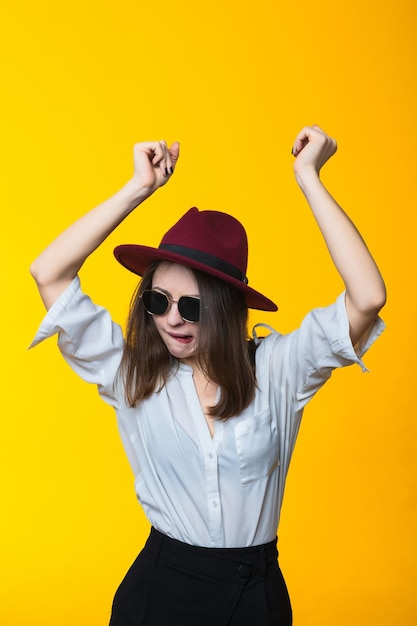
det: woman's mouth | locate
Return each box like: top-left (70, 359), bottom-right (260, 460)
top-left (168, 333), bottom-right (194, 344)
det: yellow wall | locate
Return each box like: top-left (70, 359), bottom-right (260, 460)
top-left (1, 1), bottom-right (416, 624)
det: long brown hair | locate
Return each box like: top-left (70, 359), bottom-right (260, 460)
top-left (118, 261), bottom-right (257, 419)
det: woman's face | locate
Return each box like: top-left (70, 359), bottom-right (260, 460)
top-left (150, 262), bottom-right (200, 365)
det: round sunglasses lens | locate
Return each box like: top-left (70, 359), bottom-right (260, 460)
top-left (178, 297), bottom-right (200, 322)
top-left (142, 291), bottom-right (169, 315)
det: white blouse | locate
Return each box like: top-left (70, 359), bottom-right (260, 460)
top-left (31, 276), bottom-right (385, 548)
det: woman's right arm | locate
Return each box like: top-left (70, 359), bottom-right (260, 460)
top-left (30, 140), bottom-right (180, 310)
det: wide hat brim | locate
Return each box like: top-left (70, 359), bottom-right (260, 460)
top-left (114, 244), bottom-right (277, 312)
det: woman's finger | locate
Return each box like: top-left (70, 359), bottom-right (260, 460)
top-left (154, 140), bottom-right (179, 177)
top-left (291, 125), bottom-right (321, 156)
top-left (156, 141), bottom-right (180, 177)
top-left (167, 141), bottom-right (180, 174)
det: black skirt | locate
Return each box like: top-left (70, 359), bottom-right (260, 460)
top-left (109, 527), bottom-right (292, 626)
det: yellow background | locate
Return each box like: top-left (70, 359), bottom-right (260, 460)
top-left (1, 0), bottom-right (416, 624)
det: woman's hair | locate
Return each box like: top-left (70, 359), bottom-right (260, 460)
top-left (118, 261), bottom-right (257, 420)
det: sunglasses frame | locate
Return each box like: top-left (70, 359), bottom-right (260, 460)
top-left (140, 289), bottom-right (201, 323)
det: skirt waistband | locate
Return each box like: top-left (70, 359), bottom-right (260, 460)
top-left (146, 527), bottom-right (278, 583)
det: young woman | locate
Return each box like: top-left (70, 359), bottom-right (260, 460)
top-left (30, 126), bottom-right (386, 625)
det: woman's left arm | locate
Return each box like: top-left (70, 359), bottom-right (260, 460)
top-left (291, 125), bottom-right (386, 347)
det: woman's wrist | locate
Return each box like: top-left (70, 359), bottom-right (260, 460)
top-left (121, 177), bottom-right (155, 210)
top-left (294, 166), bottom-right (322, 195)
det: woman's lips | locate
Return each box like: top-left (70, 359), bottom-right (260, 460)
top-left (168, 333), bottom-right (193, 344)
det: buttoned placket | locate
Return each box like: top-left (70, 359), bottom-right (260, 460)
top-left (203, 425), bottom-right (223, 546)
top-left (187, 373), bottom-right (224, 546)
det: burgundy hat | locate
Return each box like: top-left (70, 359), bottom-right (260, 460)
top-left (114, 207), bottom-right (277, 312)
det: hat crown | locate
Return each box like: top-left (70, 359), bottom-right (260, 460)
top-left (160, 208), bottom-right (248, 276)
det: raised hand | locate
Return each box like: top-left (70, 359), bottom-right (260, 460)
top-left (132, 140), bottom-right (180, 197)
top-left (30, 139), bottom-right (180, 309)
top-left (291, 125), bottom-right (336, 178)
top-left (289, 124), bottom-right (386, 344)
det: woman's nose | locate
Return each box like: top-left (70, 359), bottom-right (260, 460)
top-left (166, 301), bottom-right (184, 325)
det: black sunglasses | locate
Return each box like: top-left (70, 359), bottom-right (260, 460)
top-left (141, 290), bottom-right (200, 323)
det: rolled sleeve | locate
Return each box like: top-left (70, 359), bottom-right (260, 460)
top-left (29, 276), bottom-right (124, 407)
top-left (257, 293), bottom-right (385, 412)
top-left (293, 292), bottom-right (385, 408)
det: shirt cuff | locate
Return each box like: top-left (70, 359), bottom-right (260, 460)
top-left (333, 292), bottom-right (386, 372)
top-left (28, 276), bottom-right (81, 349)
